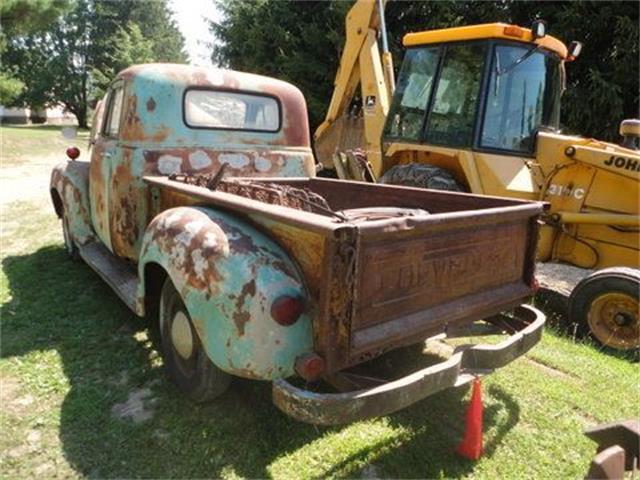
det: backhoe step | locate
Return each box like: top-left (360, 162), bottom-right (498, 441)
top-left (79, 242), bottom-right (139, 313)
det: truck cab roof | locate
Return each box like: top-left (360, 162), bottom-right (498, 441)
top-left (112, 63), bottom-right (311, 148)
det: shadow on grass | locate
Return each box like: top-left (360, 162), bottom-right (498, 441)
top-left (2, 245), bottom-right (520, 478)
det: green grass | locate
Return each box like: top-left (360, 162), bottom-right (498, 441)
top-left (1, 156), bottom-right (639, 478)
top-left (1, 125), bottom-right (90, 166)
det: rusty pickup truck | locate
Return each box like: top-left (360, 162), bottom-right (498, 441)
top-left (50, 64), bottom-right (546, 425)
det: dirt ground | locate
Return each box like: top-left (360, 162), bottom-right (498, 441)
top-left (1, 154), bottom-right (62, 207)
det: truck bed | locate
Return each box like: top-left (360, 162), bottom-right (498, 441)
top-left (145, 175), bottom-right (544, 373)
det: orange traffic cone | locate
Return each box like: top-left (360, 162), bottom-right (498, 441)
top-left (456, 378), bottom-right (483, 460)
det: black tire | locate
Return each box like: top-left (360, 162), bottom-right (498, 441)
top-left (159, 278), bottom-right (231, 401)
top-left (379, 163), bottom-right (465, 192)
top-left (61, 211), bottom-right (79, 260)
top-left (568, 267), bottom-right (640, 350)
top-left (316, 168), bottom-right (338, 179)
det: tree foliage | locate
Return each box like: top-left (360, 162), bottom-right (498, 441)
top-left (211, 0), bottom-right (351, 128)
top-left (0, 72), bottom-right (24, 105)
top-left (0, 0), bottom-right (71, 104)
top-left (0, 0), bottom-right (71, 36)
top-left (3, 0), bottom-right (187, 127)
top-left (211, 0), bottom-right (639, 141)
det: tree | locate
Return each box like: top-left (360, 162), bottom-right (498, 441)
top-left (3, 0), bottom-right (187, 127)
top-left (0, 0), bottom-right (71, 104)
top-left (211, 0), bottom-right (639, 141)
top-left (0, 0), bottom-right (70, 35)
top-left (211, 1), bottom-right (350, 128)
top-left (0, 72), bottom-right (23, 105)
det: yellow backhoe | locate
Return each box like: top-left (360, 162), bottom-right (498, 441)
top-left (314, 0), bottom-right (640, 350)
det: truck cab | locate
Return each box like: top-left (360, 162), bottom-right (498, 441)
top-left (86, 64), bottom-right (315, 260)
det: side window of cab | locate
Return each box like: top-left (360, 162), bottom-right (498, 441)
top-left (102, 85), bottom-right (125, 139)
top-left (89, 99), bottom-right (105, 145)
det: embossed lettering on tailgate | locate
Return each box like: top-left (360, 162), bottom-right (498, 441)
top-left (351, 221), bottom-right (528, 353)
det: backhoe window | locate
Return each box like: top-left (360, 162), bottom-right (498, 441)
top-left (481, 45), bottom-right (561, 153)
top-left (384, 47), bottom-right (439, 141)
top-left (425, 43), bottom-right (485, 147)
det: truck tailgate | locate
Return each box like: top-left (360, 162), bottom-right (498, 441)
top-left (351, 215), bottom-right (532, 357)
top-left (319, 204), bottom-right (541, 373)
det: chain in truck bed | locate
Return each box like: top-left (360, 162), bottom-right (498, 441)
top-left (168, 165), bottom-right (346, 220)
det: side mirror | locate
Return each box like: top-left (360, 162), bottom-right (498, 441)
top-left (567, 41), bottom-right (583, 61)
top-left (531, 20), bottom-right (547, 39)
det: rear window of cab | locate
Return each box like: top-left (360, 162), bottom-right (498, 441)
top-left (183, 89), bottom-right (281, 133)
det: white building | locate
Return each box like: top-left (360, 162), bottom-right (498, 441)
top-left (0, 104), bottom-right (77, 125)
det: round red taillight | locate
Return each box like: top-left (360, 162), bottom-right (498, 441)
top-left (66, 147), bottom-right (80, 160)
top-left (270, 295), bottom-right (305, 326)
top-left (295, 353), bottom-right (326, 381)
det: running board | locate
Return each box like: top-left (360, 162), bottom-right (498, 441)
top-left (79, 242), bottom-right (139, 314)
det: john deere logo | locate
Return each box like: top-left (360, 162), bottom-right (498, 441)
top-left (604, 156), bottom-right (640, 172)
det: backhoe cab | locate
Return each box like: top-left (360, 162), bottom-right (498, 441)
top-left (315, 3), bottom-right (639, 351)
top-left (384, 23), bottom-right (569, 164)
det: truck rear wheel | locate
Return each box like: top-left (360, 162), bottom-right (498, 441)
top-left (379, 163), bottom-right (464, 191)
top-left (568, 268), bottom-right (640, 350)
top-left (159, 278), bottom-right (231, 401)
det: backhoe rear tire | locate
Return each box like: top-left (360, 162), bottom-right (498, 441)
top-left (159, 278), bottom-right (231, 402)
top-left (379, 163), bottom-right (464, 192)
top-left (568, 267), bottom-right (640, 351)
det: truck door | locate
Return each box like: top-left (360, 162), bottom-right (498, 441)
top-left (89, 83), bottom-right (124, 253)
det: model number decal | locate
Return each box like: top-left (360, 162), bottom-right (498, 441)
top-left (604, 155), bottom-right (640, 172)
top-left (547, 184), bottom-right (585, 199)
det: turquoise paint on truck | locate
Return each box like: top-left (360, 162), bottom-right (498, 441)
top-left (50, 64), bottom-right (317, 383)
top-left (137, 206), bottom-right (314, 380)
top-left (50, 160), bottom-right (95, 245)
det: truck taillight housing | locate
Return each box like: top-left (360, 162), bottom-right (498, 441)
top-left (271, 295), bottom-right (305, 326)
top-left (295, 353), bottom-right (325, 381)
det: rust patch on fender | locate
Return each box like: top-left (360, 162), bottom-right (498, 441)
top-left (146, 97), bottom-right (156, 111)
top-left (147, 210), bottom-right (228, 294)
top-left (232, 279), bottom-right (256, 335)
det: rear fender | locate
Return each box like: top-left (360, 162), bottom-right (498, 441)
top-left (137, 206), bottom-right (314, 380)
top-left (50, 161), bottom-right (95, 245)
